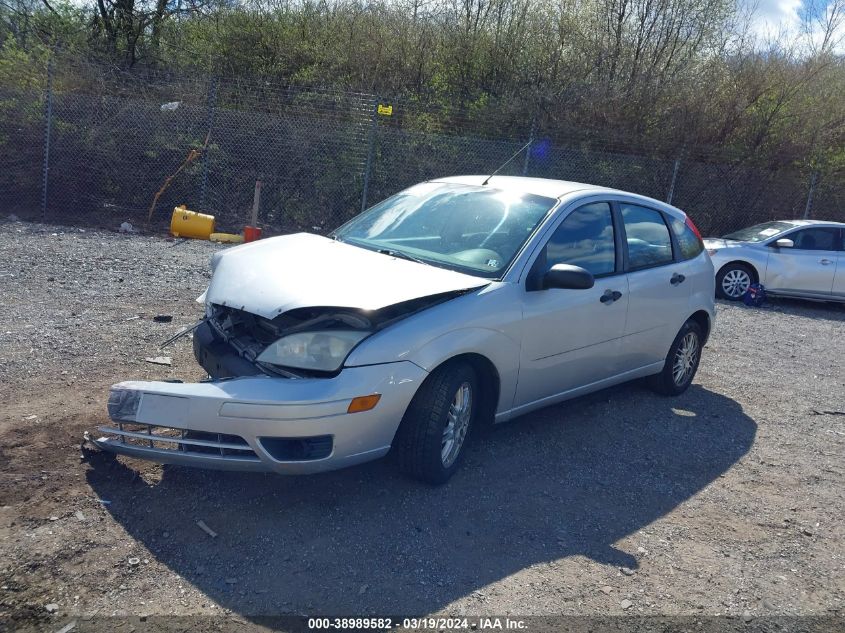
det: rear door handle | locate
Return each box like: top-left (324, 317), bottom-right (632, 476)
top-left (600, 290), bottom-right (623, 304)
top-left (670, 273), bottom-right (686, 285)
top-left (820, 259), bottom-right (833, 265)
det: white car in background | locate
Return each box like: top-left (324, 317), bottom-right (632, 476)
top-left (704, 220), bottom-right (845, 302)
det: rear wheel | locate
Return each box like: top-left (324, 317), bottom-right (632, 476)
top-left (394, 361), bottom-right (478, 485)
top-left (647, 320), bottom-right (703, 396)
top-left (716, 263), bottom-right (754, 300)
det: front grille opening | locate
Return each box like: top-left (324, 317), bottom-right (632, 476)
top-left (259, 435), bottom-right (333, 461)
top-left (101, 423), bottom-right (258, 460)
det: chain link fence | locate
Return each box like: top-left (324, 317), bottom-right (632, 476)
top-left (0, 84), bottom-right (44, 216)
top-left (1, 56), bottom-right (843, 237)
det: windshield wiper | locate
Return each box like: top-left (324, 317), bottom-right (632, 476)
top-left (376, 248), bottom-right (428, 265)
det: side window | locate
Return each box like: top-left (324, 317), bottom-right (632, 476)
top-left (545, 202), bottom-right (616, 277)
top-left (621, 204), bottom-right (674, 269)
top-left (670, 217), bottom-right (704, 260)
top-left (787, 227), bottom-right (840, 251)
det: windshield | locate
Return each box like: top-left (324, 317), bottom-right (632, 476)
top-left (722, 221), bottom-right (795, 243)
top-left (332, 182), bottom-right (557, 278)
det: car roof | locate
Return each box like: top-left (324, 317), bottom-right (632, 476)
top-left (432, 175), bottom-right (686, 218)
top-left (433, 175), bottom-right (617, 199)
top-left (778, 219), bottom-right (845, 227)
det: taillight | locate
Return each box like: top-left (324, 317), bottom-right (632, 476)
top-left (685, 216), bottom-right (703, 241)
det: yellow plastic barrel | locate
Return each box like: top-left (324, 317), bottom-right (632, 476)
top-left (170, 206), bottom-right (215, 239)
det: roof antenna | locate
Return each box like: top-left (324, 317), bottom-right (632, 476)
top-left (481, 140), bottom-right (533, 186)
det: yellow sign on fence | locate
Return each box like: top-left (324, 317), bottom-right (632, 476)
top-left (377, 104), bottom-right (393, 116)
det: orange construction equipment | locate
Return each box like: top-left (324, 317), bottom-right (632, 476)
top-left (244, 226), bottom-right (263, 242)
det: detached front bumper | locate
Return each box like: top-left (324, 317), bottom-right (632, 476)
top-left (94, 361), bottom-right (428, 474)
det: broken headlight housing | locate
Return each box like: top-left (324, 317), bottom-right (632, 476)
top-left (256, 330), bottom-right (370, 372)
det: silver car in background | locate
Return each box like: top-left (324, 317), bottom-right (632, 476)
top-left (704, 220), bottom-right (845, 301)
top-left (96, 176), bottom-right (715, 484)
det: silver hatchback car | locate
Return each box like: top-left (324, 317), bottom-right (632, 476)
top-left (96, 176), bottom-right (715, 484)
top-left (704, 220), bottom-right (845, 302)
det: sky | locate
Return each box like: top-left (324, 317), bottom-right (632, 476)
top-left (750, 0), bottom-right (807, 36)
top-left (748, 0), bottom-right (844, 51)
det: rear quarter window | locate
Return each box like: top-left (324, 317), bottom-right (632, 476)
top-left (671, 218), bottom-right (704, 260)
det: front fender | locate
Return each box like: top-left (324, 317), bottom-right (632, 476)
top-left (407, 327), bottom-right (520, 415)
top-left (345, 284), bottom-right (523, 416)
top-left (348, 327), bottom-right (520, 416)
top-left (711, 249), bottom-right (768, 282)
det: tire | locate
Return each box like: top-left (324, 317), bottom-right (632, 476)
top-left (716, 263), bottom-right (754, 300)
top-left (647, 320), bottom-right (703, 396)
top-left (393, 361), bottom-right (478, 485)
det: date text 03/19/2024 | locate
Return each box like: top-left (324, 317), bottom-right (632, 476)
top-left (307, 618), bottom-right (527, 630)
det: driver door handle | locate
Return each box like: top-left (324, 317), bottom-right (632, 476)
top-left (670, 273), bottom-right (686, 285)
top-left (600, 290), bottom-right (623, 304)
top-left (820, 259), bottom-right (833, 265)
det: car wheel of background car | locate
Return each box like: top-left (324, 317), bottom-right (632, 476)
top-left (647, 320), bottom-right (703, 396)
top-left (393, 361), bottom-right (478, 485)
top-left (716, 263), bottom-right (754, 300)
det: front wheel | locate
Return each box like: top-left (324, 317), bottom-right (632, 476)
top-left (716, 263), bottom-right (753, 300)
top-left (647, 320), bottom-right (703, 396)
top-left (393, 361), bottom-right (478, 485)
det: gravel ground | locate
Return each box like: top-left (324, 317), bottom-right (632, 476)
top-left (0, 219), bottom-right (843, 631)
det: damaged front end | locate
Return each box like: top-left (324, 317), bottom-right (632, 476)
top-left (94, 308), bottom-right (435, 473)
top-left (94, 230), bottom-right (491, 473)
top-left (193, 290), bottom-right (471, 380)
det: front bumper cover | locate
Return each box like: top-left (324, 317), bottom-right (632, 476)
top-left (94, 361), bottom-right (428, 474)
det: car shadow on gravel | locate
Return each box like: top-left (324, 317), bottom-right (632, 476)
top-left (85, 382), bottom-right (756, 616)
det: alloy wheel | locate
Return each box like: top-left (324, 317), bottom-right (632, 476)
top-left (673, 332), bottom-right (700, 386)
top-left (441, 382), bottom-right (473, 467)
top-left (721, 268), bottom-right (751, 298)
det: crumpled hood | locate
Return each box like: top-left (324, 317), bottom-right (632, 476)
top-left (205, 233), bottom-right (490, 318)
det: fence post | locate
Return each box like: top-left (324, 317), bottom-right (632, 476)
top-left (803, 170), bottom-right (819, 219)
top-left (40, 57), bottom-right (54, 220)
top-left (199, 76), bottom-right (218, 210)
top-left (360, 98), bottom-right (379, 213)
top-left (666, 156), bottom-right (681, 205)
top-left (522, 118), bottom-right (537, 176)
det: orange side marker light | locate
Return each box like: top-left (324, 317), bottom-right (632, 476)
top-left (347, 394), bottom-right (381, 414)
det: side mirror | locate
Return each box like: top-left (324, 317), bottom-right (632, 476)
top-left (543, 264), bottom-right (595, 290)
top-left (774, 238), bottom-right (794, 248)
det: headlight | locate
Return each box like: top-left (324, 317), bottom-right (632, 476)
top-left (256, 330), bottom-right (370, 372)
